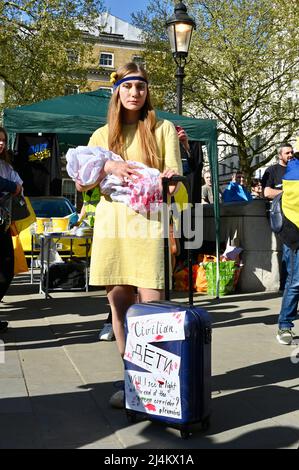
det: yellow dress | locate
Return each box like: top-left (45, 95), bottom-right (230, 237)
top-left (88, 119), bottom-right (182, 289)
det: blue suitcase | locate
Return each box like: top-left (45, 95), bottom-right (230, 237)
top-left (124, 177), bottom-right (212, 438)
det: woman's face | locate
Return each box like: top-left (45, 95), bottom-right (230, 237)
top-left (119, 74), bottom-right (147, 113)
top-left (0, 131), bottom-right (6, 155)
top-left (255, 182), bottom-right (262, 193)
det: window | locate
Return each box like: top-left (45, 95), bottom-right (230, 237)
top-left (62, 178), bottom-right (77, 206)
top-left (132, 55), bottom-right (144, 66)
top-left (99, 53), bottom-right (113, 67)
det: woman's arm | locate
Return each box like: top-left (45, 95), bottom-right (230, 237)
top-left (0, 176), bottom-right (22, 195)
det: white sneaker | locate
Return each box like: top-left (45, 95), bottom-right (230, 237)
top-left (109, 390), bottom-right (125, 409)
top-left (276, 328), bottom-right (294, 345)
top-left (98, 323), bottom-right (114, 341)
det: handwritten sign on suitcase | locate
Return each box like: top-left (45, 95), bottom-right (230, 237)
top-left (124, 311), bottom-right (185, 419)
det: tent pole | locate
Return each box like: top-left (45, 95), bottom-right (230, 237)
top-left (208, 131), bottom-right (220, 299)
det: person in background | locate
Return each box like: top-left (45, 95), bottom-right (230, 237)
top-left (276, 153), bottom-right (299, 345)
top-left (239, 174), bottom-right (246, 187)
top-left (223, 171), bottom-right (252, 202)
top-left (76, 62), bottom-right (182, 408)
top-left (262, 143), bottom-right (294, 291)
top-left (0, 127), bottom-right (22, 332)
top-left (201, 170), bottom-right (214, 204)
top-left (175, 125), bottom-right (193, 176)
top-left (251, 178), bottom-right (264, 199)
top-left (262, 142), bottom-right (294, 200)
top-left (77, 187), bottom-right (100, 229)
top-left (232, 171), bottom-right (246, 187)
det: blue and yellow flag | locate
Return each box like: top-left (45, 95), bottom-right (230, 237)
top-left (282, 159), bottom-right (299, 229)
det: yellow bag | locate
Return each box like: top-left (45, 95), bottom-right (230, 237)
top-left (12, 233), bottom-right (28, 274)
top-left (14, 197), bottom-right (36, 233)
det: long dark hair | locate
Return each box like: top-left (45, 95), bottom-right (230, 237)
top-left (0, 127), bottom-right (10, 164)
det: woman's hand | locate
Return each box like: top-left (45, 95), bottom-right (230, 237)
top-left (75, 168), bottom-right (106, 193)
top-left (160, 169), bottom-right (180, 195)
top-left (176, 127), bottom-right (190, 153)
top-left (13, 183), bottom-right (22, 196)
top-left (104, 160), bottom-right (142, 182)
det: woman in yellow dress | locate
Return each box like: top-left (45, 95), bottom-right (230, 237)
top-left (76, 62), bottom-right (182, 407)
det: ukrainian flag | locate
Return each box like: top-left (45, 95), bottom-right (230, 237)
top-left (282, 159), bottom-right (299, 229)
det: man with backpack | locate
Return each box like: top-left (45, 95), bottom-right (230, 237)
top-left (264, 143), bottom-right (294, 291)
top-left (276, 154), bottom-right (299, 345)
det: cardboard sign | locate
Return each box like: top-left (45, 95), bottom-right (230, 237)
top-left (125, 311), bottom-right (186, 419)
top-left (126, 311), bottom-right (186, 343)
top-left (124, 339), bottom-right (181, 378)
top-left (125, 370), bottom-right (181, 419)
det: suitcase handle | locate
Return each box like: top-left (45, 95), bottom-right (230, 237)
top-left (162, 176), bottom-right (193, 306)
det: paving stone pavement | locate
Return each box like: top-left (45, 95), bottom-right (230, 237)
top-left (0, 274), bottom-right (298, 449)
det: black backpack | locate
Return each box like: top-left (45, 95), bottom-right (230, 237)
top-left (270, 193), bottom-right (284, 233)
top-left (43, 260), bottom-right (86, 290)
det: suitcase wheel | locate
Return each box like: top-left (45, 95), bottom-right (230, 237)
top-left (180, 429), bottom-right (191, 439)
top-left (126, 411), bottom-right (137, 424)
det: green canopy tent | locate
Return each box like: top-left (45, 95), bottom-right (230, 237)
top-left (3, 89), bottom-right (220, 296)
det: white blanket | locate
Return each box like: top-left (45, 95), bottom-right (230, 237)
top-left (66, 146), bottom-right (162, 213)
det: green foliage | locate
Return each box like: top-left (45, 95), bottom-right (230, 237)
top-left (0, 0), bottom-right (105, 108)
top-left (132, 0), bottom-right (299, 177)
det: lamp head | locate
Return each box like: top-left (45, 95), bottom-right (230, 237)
top-left (166, 2), bottom-right (196, 58)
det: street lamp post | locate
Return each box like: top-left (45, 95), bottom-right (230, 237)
top-left (165, 2), bottom-right (196, 115)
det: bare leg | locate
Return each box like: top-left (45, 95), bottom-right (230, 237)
top-left (107, 286), bottom-right (164, 409)
top-left (138, 288), bottom-right (165, 303)
top-left (106, 285), bottom-right (135, 356)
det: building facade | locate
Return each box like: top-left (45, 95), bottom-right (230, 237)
top-left (82, 13), bottom-right (144, 92)
top-left (61, 14), bottom-right (145, 206)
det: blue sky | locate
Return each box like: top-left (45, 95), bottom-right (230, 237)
top-left (104, 0), bottom-right (151, 23)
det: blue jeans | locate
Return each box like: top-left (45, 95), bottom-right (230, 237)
top-left (278, 245), bottom-right (299, 329)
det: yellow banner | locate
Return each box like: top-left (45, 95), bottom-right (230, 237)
top-left (282, 180), bottom-right (299, 228)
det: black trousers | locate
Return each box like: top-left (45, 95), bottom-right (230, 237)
top-left (0, 229), bottom-right (14, 302)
